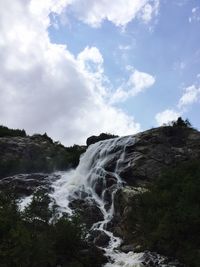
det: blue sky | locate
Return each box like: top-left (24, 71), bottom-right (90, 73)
top-left (49, 0), bottom-right (200, 129)
top-left (0, 0), bottom-right (200, 145)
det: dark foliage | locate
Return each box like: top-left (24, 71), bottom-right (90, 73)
top-left (127, 160), bottom-right (200, 267)
top-left (60, 145), bottom-right (86, 169)
top-left (86, 133), bottom-right (118, 146)
top-left (168, 117), bottom-right (192, 128)
top-left (0, 190), bottom-right (106, 267)
top-left (0, 125), bottom-right (26, 137)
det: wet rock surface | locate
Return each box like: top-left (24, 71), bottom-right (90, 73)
top-left (140, 251), bottom-right (184, 267)
top-left (69, 198), bottom-right (104, 227)
top-left (0, 173), bottom-right (60, 197)
top-left (89, 230), bottom-right (110, 247)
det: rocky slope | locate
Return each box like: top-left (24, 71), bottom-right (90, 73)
top-left (114, 126), bottom-right (200, 186)
top-left (106, 126), bottom-right (200, 245)
top-left (49, 124), bottom-right (199, 267)
top-left (0, 123), bottom-right (200, 266)
top-left (0, 134), bottom-right (85, 178)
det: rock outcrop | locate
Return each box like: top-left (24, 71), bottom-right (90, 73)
top-left (0, 173), bottom-right (59, 197)
top-left (86, 133), bottom-right (118, 146)
top-left (0, 134), bottom-right (85, 178)
top-left (105, 126), bottom-right (200, 258)
top-left (100, 126), bottom-right (200, 187)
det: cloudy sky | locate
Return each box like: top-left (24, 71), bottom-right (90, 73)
top-left (0, 0), bottom-right (200, 145)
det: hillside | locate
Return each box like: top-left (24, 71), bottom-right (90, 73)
top-left (0, 120), bottom-right (199, 266)
top-left (0, 126), bottom-right (86, 178)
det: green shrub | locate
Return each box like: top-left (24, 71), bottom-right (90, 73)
top-left (0, 125), bottom-right (26, 137)
top-left (167, 117), bottom-right (192, 128)
top-left (0, 190), bottom-right (105, 267)
top-left (127, 160), bottom-right (200, 267)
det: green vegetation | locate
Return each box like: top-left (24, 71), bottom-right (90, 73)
top-left (166, 117), bottom-right (192, 128)
top-left (0, 190), bottom-right (105, 267)
top-left (30, 134), bottom-right (86, 169)
top-left (127, 160), bottom-right (200, 267)
top-left (0, 125), bottom-right (26, 137)
top-left (64, 145), bottom-right (86, 168)
top-left (0, 145), bottom-right (85, 178)
top-left (172, 117), bottom-right (191, 127)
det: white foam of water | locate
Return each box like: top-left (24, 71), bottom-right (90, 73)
top-left (19, 195), bottom-right (33, 210)
top-left (50, 135), bottom-right (144, 266)
top-left (104, 251), bottom-right (145, 267)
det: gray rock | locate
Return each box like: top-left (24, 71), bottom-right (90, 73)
top-left (69, 198), bottom-right (104, 227)
top-left (0, 173), bottom-right (59, 197)
top-left (140, 251), bottom-right (184, 267)
top-left (120, 244), bottom-right (135, 253)
top-left (0, 135), bottom-right (85, 178)
top-left (93, 231), bottom-right (110, 247)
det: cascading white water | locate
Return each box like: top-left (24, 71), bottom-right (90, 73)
top-left (50, 135), bottom-right (146, 267)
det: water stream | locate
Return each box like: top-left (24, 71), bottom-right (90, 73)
top-left (50, 136), bottom-right (146, 266)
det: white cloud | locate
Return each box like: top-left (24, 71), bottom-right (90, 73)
top-left (111, 69), bottom-right (155, 103)
top-left (0, 0), bottom-right (141, 145)
top-left (175, 0), bottom-right (189, 7)
top-left (118, 45), bottom-right (131, 51)
top-left (178, 85), bottom-right (200, 108)
top-left (189, 6), bottom-right (200, 23)
top-left (78, 46), bottom-right (103, 65)
top-left (129, 69), bottom-right (155, 92)
top-left (77, 46), bottom-right (104, 75)
top-left (155, 109), bottom-right (181, 126)
top-left (173, 61), bottom-right (186, 72)
top-left (139, 0), bottom-right (159, 23)
top-left (192, 7), bottom-right (198, 13)
top-left (155, 78), bottom-right (200, 126)
top-left (69, 0), bottom-right (159, 27)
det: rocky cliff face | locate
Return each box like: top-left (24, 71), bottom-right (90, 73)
top-left (0, 134), bottom-right (85, 178)
top-left (112, 126), bottom-right (200, 186)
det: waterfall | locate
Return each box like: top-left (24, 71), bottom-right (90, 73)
top-left (50, 135), bottom-right (146, 266)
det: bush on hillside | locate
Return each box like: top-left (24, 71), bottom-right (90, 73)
top-left (0, 190), bottom-right (106, 267)
top-left (172, 117), bottom-right (191, 127)
top-left (127, 160), bottom-right (200, 267)
top-left (0, 125), bottom-right (26, 137)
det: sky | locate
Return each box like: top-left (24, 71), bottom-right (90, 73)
top-left (0, 0), bottom-right (200, 145)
